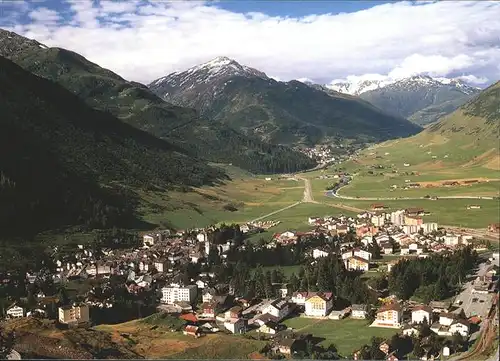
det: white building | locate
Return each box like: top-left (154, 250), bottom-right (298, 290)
top-left (371, 215), bottom-right (385, 227)
top-left (411, 306), bottom-right (432, 324)
top-left (312, 248), bottom-right (330, 259)
top-left (420, 223), bottom-right (438, 234)
top-left (58, 303), bottom-right (90, 325)
top-left (6, 305), bottom-right (24, 318)
top-left (161, 285), bottom-right (197, 305)
top-left (449, 321), bottom-right (470, 337)
top-left (142, 234), bottom-right (157, 246)
top-left (390, 210), bottom-right (405, 226)
top-left (353, 249), bottom-right (372, 261)
top-left (439, 313), bottom-right (455, 326)
top-left (224, 318), bottom-right (245, 334)
top-left (444, 234), bottom-right (460, 246)
top-left (260, 299), bottom-right (290, 321)
top-left (351, 304), bottom-right (368, 319)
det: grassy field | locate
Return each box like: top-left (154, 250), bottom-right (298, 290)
top-left (95, 317), bottom-right (267, 359)
top-left (282, 317), bottom-right (397, 356)
top-left (320, 196), bottom-right (499, 228)
top-left (338, 175), bottom-right (499, 198)
top-left (138, 176), bottom-right (305, 229)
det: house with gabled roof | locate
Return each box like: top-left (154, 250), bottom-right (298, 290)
top-left (371, 302), bottom-right (402, 328)
top-left (411, 305), bottom-right (432, 324)
top-left (304, 292), bottom-right (334, 317)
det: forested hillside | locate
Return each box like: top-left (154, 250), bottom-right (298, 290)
top-left (0, 56), bottom-right (225, 236)
top-left (0, 30), bottom-right (314, 174)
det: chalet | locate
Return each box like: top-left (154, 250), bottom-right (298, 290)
top-left (344, 256), bottom-right (370, 272)
top-left (304, 292), bottom-right (333, 317)
top-left (402, 324), bottom-right (420, 337)
top-left (225, 306), bottom-right (243, 320)
top-left (351, 304), bottom-right (368, 319)
top-left (202, 287), bottom-right (217, 303)
top-left (371, 203), bottom-right (386, 211)
top-left (411, 305), bottom-right (432, 324)
top-left (183, 325), bottom-right (201, 338)
top-left (405, 207), bottom-right (425, 217)
top-left (258, 321), bottom-right (282, 335)
top-left (260, 299), bottom-right (290, 321)
top-left (6, 304), bottom-right (24, 318)
top-left (199, 302), bottom-right (218, 319)
top-left (329, 308), bottom-right (350, 320)
top-left (353, 248), bottom-right (372, 261)
top-left (449, 319), bottom-right (470, 337)
top-left (439, 312), bottom-right (456, 326)
top-left (278, 338), bottom-right (299, 355)
top-left (291, 291), bottom-right (309, 305)
top-left (312, 248), bottom-right (330, 259)
top-left (372, 303), bottom-right (402, 328)
top-left (429, 301), bottom-right (451, 314)
top-left (223, 317), bottom-right (246, 334)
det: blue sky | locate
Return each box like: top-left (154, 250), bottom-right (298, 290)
top-left (215, 1), bottom-right (397, 17)
top-left (1, 1), bottom-right (499, 85)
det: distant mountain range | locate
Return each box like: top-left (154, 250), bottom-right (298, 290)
top-left (149, 56), bottom-right (421, 146)
top-left (327, 75), bottom-right (482, 126)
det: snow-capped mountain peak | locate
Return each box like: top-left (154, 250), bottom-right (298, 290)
top-left (326, 75), bottom-right (480, 96)
top-left (326, 78), bottom-right (394, 96)
top-left (150, 56), bottom-right (268, 91)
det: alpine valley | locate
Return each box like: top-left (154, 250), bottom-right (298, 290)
top-left (149, 56), bottom-right (421, 145)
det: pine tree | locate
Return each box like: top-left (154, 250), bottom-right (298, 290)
top-left (289, 273), bottom-right (300, 292)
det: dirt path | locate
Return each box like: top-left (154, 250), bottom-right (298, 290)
top-left (297, 176), bottom-right (314, 203)
top-left (249, 201), bottom-right (302, 223)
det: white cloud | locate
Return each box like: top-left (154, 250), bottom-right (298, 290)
top-left (3, 0), bottom-right (500, 85)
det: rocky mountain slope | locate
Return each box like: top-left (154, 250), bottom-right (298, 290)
top-left (329, 75), bottom-right (481, 126)
top-left (0, 55), bottom-right (227, 236)
top-left (149, 57), bottom-right (421, 146)
top-left (0, 30), bottom-right (313, 174)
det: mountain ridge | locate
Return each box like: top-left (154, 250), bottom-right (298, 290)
top-left (0, 55), bottom-right (228, 235)
top-left (149, 56), bottom-right (421, 146)
top-left (0, 30), bottom-right (314, 174)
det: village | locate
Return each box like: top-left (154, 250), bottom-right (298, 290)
top-left (1, 205), bottom-right (499, 360)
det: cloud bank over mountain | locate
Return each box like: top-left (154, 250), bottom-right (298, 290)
top-left (1, 0), bottom-right (499, 85)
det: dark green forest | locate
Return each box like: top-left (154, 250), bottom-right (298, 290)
top-left (0, 55), bottom-right (225, 235)
top-left (388, 246), bottom-right (478, 301)
top-left (0, 30), bottom-right (315, 174)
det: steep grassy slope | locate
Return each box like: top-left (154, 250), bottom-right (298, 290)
top-left (355, 81), bottom-right (500, 174)
top-left (150, 59), bottom-right (422, 146)
top-left (0, 29), bottom-right (314, 174)
top-left (0, 56), bottom-right (226, 236)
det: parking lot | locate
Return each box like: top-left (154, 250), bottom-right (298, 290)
top-left (453, 262), bottom-right (494, 319)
